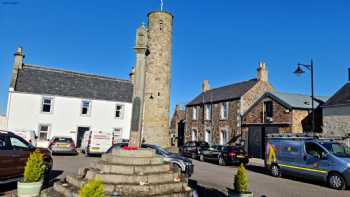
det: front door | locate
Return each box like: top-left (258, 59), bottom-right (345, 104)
top-left (177, 121), bottom-right (185, 147)
top-left (77, 127), bottom-right (90, 148)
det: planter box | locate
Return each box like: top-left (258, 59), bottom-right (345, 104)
top-left (228, 189), bottom-right (253, 197)
top-left (17, 180), bottom-right (43, 197)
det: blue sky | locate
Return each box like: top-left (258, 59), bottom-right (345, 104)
top-left (1, 0), bottom-right (350, 115)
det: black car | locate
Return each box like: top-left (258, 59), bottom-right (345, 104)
top-left (182, 141), bottom-right (209, 159)
top-left (106, 143), bottom-right (194, 177)
top-left (200, 145), bottom-right (249, 166)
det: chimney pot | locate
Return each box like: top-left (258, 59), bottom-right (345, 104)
top-left (202, 80), bottom-right (209, 92)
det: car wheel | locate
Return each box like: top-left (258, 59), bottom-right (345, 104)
top-left (199, 154), bottom-right (205, 162)
top-left (328, 173), bottom-right (346, 190)
top-left (218, 156), bottom-right (226, 166)
top-left (270, 164), bottom-right (281, 177)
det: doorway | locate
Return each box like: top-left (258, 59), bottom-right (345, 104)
top-left (76, 127), bottom-right (90, 148)
top-left (177, 120), bottom-right (185, 147)
top-left (248, 126), bottom-right (278, 159)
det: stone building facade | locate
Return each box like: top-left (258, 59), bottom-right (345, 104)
top-left (130, 11), bottom-right (174, 147)
top-left (170, 105), bottom-right (186, 147)
top-left (242, 92), bottom-right (328, 158)
top-left (185, 63), bottom-right (273, 146)
top-left (242, 92), bottom-right (327, 133)
top-left (323, 68), bottom-right (350, 142)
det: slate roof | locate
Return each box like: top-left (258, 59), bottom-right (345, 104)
top-left (14, 65), bottom-right (133, 103)
top-left (266, 92), bottom-right (329, 109)
top-left (186, 79), bottom-right (258, 106)
top-left (323, 82), bottom-right (350, 107)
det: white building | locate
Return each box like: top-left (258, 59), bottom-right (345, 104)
top-left (6, 48), bottom-right (133, 147)
top-left (0, 115), bottom-right (7, 130)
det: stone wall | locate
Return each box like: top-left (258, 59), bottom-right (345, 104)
top-left (142, 12), bottom-right (173, 147)
top-left (323, 105), bottom-right (350, 136)
top-left (291, 110), bottom-right (310, 133)
top-left (243, 97), bottom-right (291, 125)
top-left (185, 100), bottom-right (241, 145)
top-left (240, 81), bottom-right (273, 114)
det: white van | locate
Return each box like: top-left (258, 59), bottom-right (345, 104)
top-left (12, 130), bottom-right (37, 147)
top-left (81, 130), bottom-right (113, 155)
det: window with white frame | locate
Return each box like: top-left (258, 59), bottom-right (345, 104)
top-left (81, 100), bottom-right (91, 116)
top-left (220, 129), bottom-right (228, 145)
top-left (191, 129), bottom-right (198, 141)
top-left (192, 106), bottom-right (198, 120)
top-left (38, 124), bottom-right (50, 140)
top-left (220, 102), bottom-right (229, 120)
top-left (113, 128), bottom-right (123, 143)
top-left (115, 104), bottom-right (124, 119)
top-left (42, 97), bottom-right (53, 113)
top-left (204, 104), bottom-right (212, 120)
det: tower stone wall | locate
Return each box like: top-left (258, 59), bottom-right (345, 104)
top-left (142, 11), bottom-right (173, 147)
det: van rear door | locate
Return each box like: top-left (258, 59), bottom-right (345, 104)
top-left (90, 131), bottom-right (112, 154)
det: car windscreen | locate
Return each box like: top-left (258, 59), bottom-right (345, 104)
top-left (54, 137), bottom-right (73, 143)
top-left (322, 143), bottom-right (350, 158)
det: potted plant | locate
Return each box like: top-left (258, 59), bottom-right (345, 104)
top-left (17, 151), bottom-right (46, 197)
top-left (228, 163), bottom-right (253, 197)
top-left (80, 178), bottom-right (105, 197)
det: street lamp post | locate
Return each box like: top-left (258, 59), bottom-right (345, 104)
top-left (293, 60), bottom-right (315, 133)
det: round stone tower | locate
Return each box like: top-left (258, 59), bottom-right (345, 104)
top-left (143, 11), bottom-right (173, 147)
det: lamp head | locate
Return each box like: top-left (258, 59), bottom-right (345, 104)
top-left (294, 65), bottom-right (305, 77)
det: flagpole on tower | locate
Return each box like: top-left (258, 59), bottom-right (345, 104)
top-left (160, 0), bottom-right (164, 11)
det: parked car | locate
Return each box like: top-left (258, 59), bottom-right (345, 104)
top-left (0, 130), bottom-right (52, 184)
top-left (200, 145), bottom-right (249, 166)
top-left (106, 143), bottom-right (194, 177)
top-left (266, 136), bottom-right (350, 190)
top-left (81, 130), bottom-right (113, 155)
top-left (182, 141), bottom-right (209, 159)
top-left (11, 130), bottom-right (37, 147)
top-left (49, 136), bottom-right (77, 155)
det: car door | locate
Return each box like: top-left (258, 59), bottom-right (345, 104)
top-left (301, 142), bottom-right (329, 181)
top-left (0, 134), bottom-right (18, 180)
top-left (8, 135), bottom-right (31, 176)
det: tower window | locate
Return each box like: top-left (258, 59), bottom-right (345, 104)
top-left (159, 20), bottom-right (164, 31)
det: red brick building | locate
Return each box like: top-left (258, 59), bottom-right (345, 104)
top-left (242, 92), bottom-right (328, 158)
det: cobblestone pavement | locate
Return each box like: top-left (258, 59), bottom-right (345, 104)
top-left (1, 154), bottom-right (350, 197)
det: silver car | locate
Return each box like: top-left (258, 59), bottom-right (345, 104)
top-left (49, 136), bottom-right (77, 155)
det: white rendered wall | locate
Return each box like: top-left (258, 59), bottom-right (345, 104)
top-left (7, 91), bottom-right (132, 145)
top-left (0, 115), bottom-right (7, 130)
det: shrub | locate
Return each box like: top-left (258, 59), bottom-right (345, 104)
top-left (23, 151), bottom-right (46, 183)
top-left (80, 179), bottom-right (104, 197)
top-left (234, 163), bottom-right (249, 193)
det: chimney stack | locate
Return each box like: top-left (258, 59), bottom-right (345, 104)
top-left (202, 80), bottom-right (209, 92)
top-left (257, 61), bottom-right (268, 82)
top-left (10, 47), bottom-right (25, 89)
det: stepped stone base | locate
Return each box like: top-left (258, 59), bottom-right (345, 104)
top-left (43, 149), bottom-right (192, 197)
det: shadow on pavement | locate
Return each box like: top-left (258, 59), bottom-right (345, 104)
top-left (188, 179), bottom-right (227, 197)
top-left (0, 170), bottom-right (63, 195)
top-left (43, 170), bottom-right (64, 189)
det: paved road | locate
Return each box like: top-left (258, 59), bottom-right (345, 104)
top-left (1, 154), bottom-right (350, 197)
top-left (191, 159), bottom-right (350, 197)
